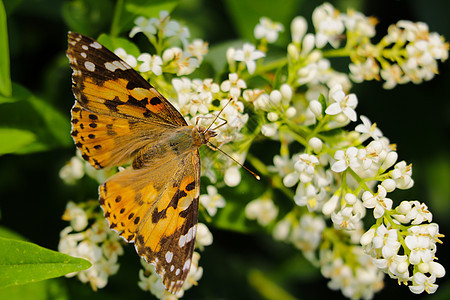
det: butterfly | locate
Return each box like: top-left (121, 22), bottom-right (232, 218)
top-left (67, 32), bottom-right (218, 294)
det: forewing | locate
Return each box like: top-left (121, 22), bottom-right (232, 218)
top-left (99, 150), bottom-right (200, 294)
top-left (67, 32), bottom-right (187, 127)
top-left (67, 32), bottom-right (188, 169)
top-left (71, 102), bottom-right (169, 169)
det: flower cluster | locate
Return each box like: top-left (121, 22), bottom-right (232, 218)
top-left (58, 201), bottom-right (124, 291)
top-left (127, 10), bottom-right (207, 77)
top-left (59, 3), bottom-right (448, 299)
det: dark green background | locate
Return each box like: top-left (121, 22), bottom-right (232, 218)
top-left (1, 0), bottom-right (449, 299)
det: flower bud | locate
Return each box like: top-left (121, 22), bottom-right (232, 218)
top-left (344, 193), bottom-right (357, 205)
top-left (322, 194), bottom-right (339, 215)
top-left (285, 107), bottom-right (296, 118)
top-left (224, 166), bottom-right (241, 187)
top-left (360, 228), bottom-right (375, 245)
top-left (287, 44), bottom-right (299, 60)
top-left (267, 112), bottom-right (279, 122)
top-left (381, 179), bottom-right (396, 192)
top-left (308, 137), bottom-right (323, 153)
top-left (301, 33), bottom-right (315, 55)
top-left (291, 16), bottom-right (307, 44)
top-left (381, 151), bottom-right (398, 170)
top-left (309, 100), bottom-right (322, 118)
top-left (280, 83), bottom-right (293, 101)
top-left (269, 90), bottom-right (282, 106)
top-left (396, 200), bottom-right (412, 215)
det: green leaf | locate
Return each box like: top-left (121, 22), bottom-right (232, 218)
top-left (97, 33), bottom-right (141, 57)
top-left (0, 237), bottom-right (91, 289)
top-left (0, 128), bottom-right (36, 155)
top-left (223, 0), bottom-right (304, 44)
top-left (62, 0), bottom-right (113, 37)
top-left (318, 93), bottom-right (327, 116)
top-left (0, 82), bottom-right (32, 104)
top-left (0, 0), bottom-right (12, 97)
top-left (0, 279), bottom-right (69, 300)
top-left (0, 83), bottom-right (72, 155)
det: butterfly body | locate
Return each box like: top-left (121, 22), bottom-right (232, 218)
top-left (67, 32), bottom-right (213, 294)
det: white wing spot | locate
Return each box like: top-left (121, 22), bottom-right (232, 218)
top-left (165, 251), bottom-right (173, 263)
top-left (81, 52), bottom-right (87, 58)
top-left (90, 41), bottom-right (102, 49)
top-left (170, 265), bottom-right (175, 272)
top-left (183, 259), bottom-right (191, 271)
top-left (81, 45), bottom-right (88, 51)
top-left (175, 269), bottom-right (181, 276)
top-left (105, 60), bottom-right (129, 72)
top-left (84, 61), bottom-right (95, 71)
top-left (105, 62), bottom-right (118, 72)
top-left (178, 235), bottom-right (186, 248)
top-left (186, 227), bottom-right (194, 243)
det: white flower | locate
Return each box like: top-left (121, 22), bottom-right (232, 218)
top-left (405, 235), bottom-right (433, 265)
top-left (362, 185), bottom-right (393, 218)
top-left (59, 156), bottom-right (84, 184)
top-left (294, 182), bottom-right (327, 212)
top-left (254, 17), bottom-right (284, 43)
top-left (220, 73), bottom-right (247, 98)
top-left (380, 64), bottom-right (408, 89)
top-left (349, 58), bottom-right (380, 83)
top-left (372, 225), bottom-right (401, 259)
top-left (114, 48), bottom-right (137, 68)
top-left (312, 3), bottom-right (345, 48)
top-left (199, 185), bottom-right (225, 217)
top-left (224, 166), bottom-right (241, 187)
top-left (331, 147), bottom-right (358, 173)
top-left (129, 16), bottom-right (157, 38)
top-left (355, 115), bottom-right (383, 141)
top-left (183, 252), bottom-right (203, 291)
top-left (187, 39), bottom-right (208, 61)
top-left (331, 206), bottom-right (361, 230)
top-left (391, 161), bottom-right (414, 189)
top-left (294, 153), bottom-right (319, 183)
top-left (291, 214), bottom-right (325, 252)
top-left (163, 47), bottom-right (199, 75)
top-left (325, 84), bottom-right (358, 121)
top-left (62, 201), bottom-right (88, 231)
top-left (342, 9), bottom-right (376, 39)
top-left (245, 197), bottom-right (278, 226)
top-left (409, 272), bottom-right (438, 294)
top-left (137, 53), bottom-right (163, 76)
top-left (195, 223), bottom-right (213, 250)
top-left (233, 43), bottom-right (265, 74)
top-left (404, 201), bottom-right (433, 224)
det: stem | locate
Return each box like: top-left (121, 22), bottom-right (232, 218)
top-left (110, 0), bottom-right (124, 37)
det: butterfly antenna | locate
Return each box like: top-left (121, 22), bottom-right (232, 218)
top-left (207, 142), bottom-right (260, 181)
top-left (204, 98), bottom-right (233, 133)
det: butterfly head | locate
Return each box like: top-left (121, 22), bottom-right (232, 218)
top-left (197, 126), bottom-right (217, 145)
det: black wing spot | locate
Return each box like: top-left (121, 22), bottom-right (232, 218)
top-left (150, 97), bottom-right (162, 106)
top-left (186, 181), bottom-right (195, 191)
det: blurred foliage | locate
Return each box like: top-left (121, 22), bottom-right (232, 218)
top-left (0, 0), bottom-right (449, 299)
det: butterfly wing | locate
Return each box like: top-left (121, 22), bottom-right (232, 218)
top-left (99, 150), bottom-right (200, 294)
top-left (67, 32), bottom-right (186, 126)
top-left (67, 32), bottom-right (187, 169)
